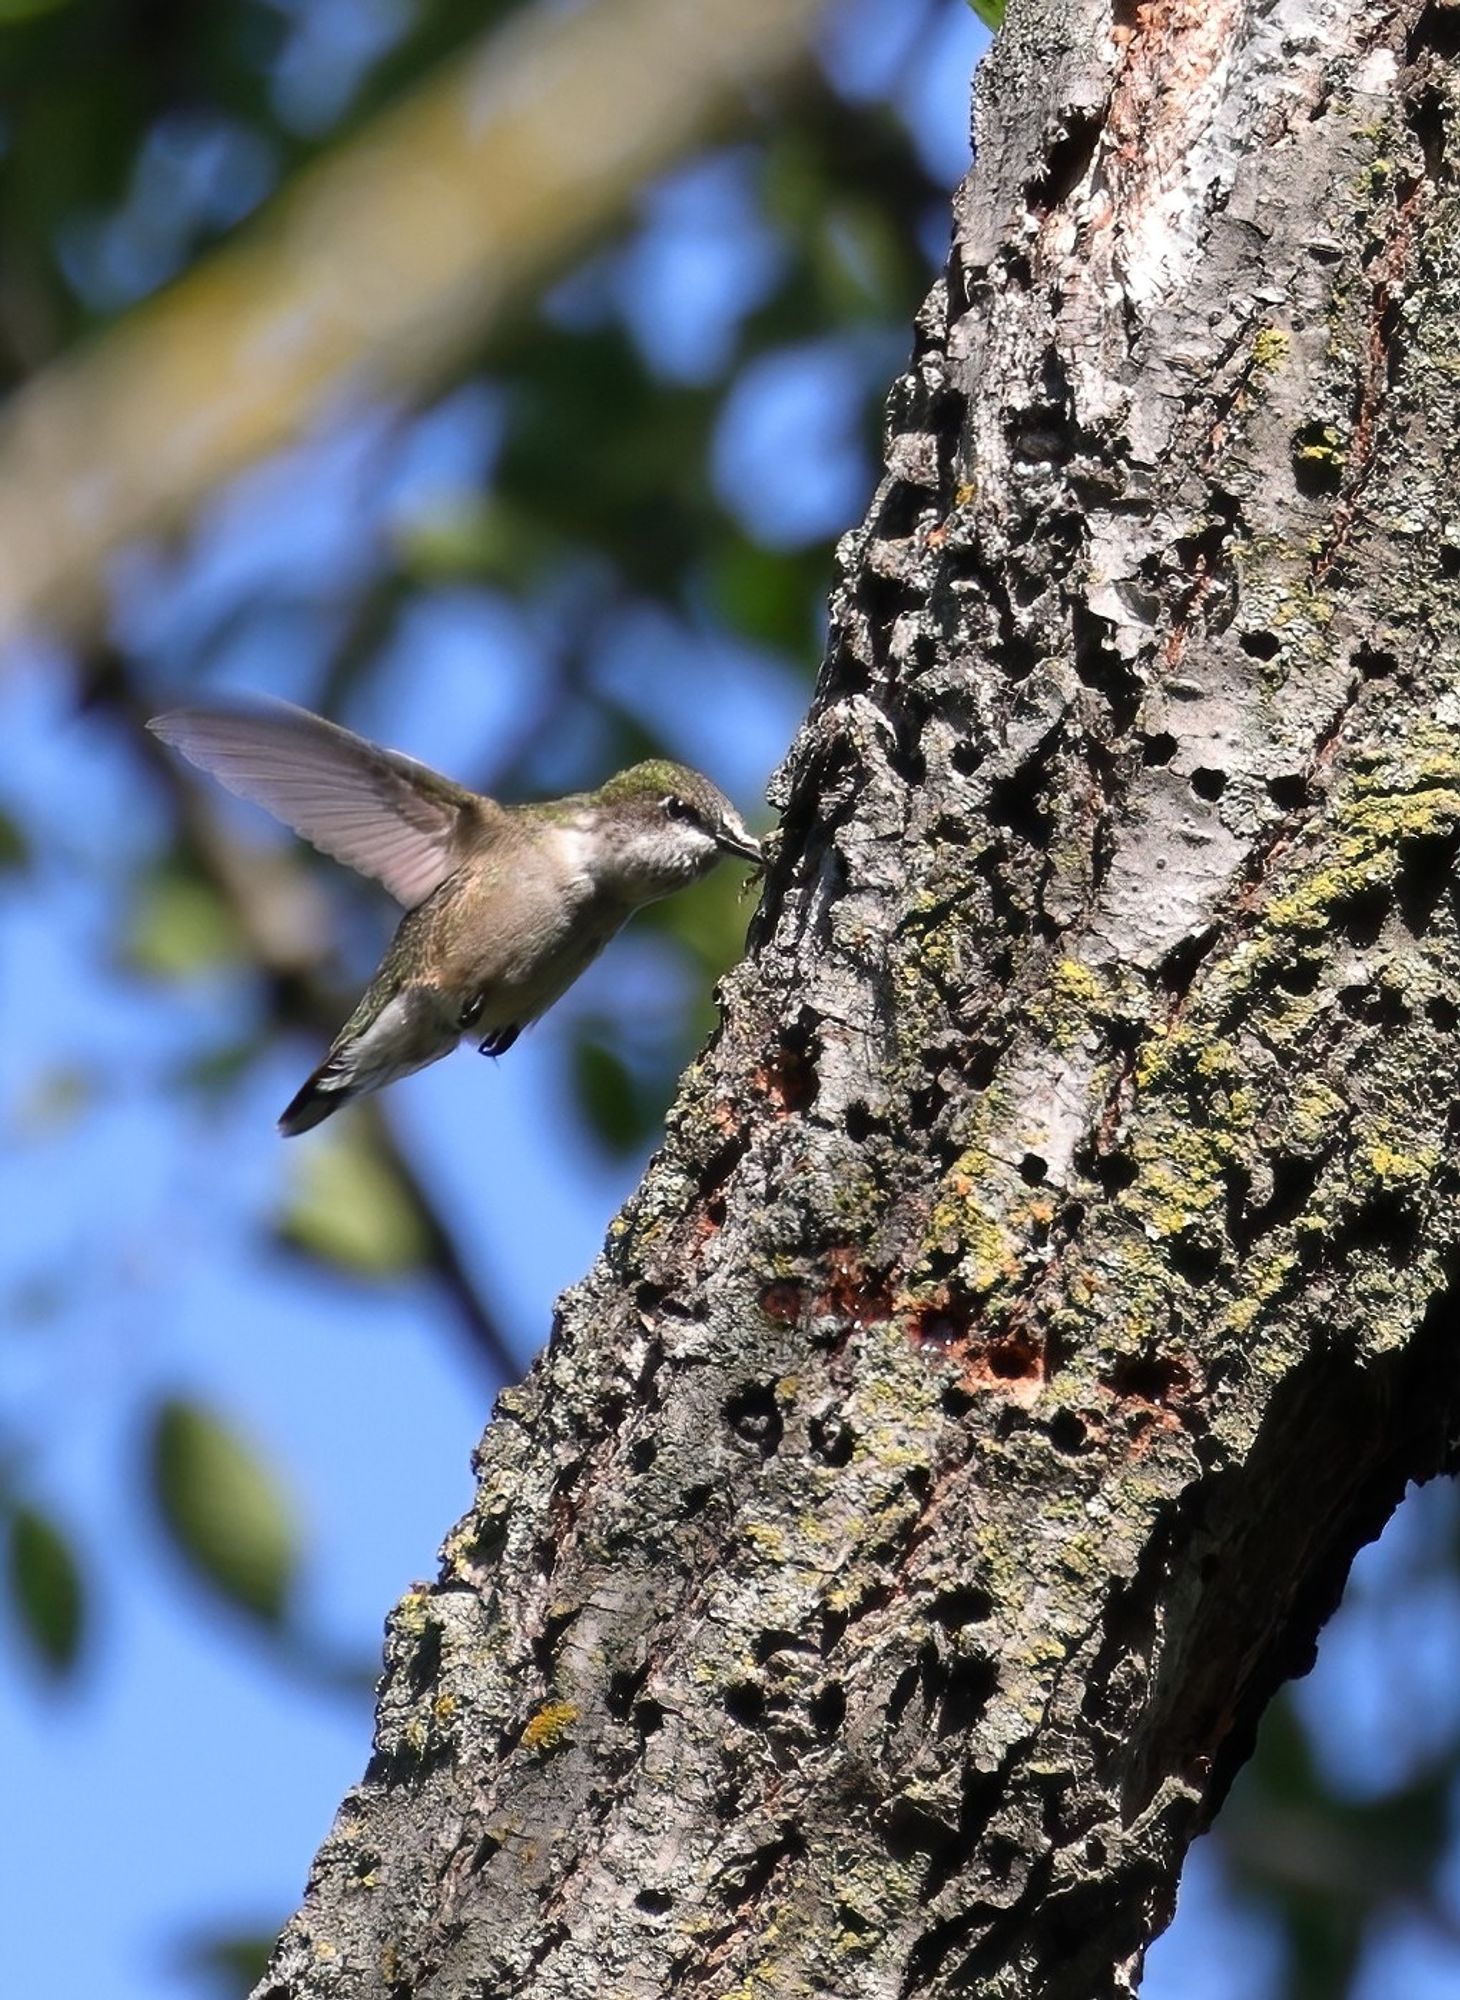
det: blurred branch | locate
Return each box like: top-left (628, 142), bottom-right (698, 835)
top-left (0, 0), bottom-right (823, 646)
top-left (89, 655), bottom-right (522, 1383)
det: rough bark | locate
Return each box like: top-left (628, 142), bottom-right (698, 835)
top-left (258, 2), bottom-right (1460, 1995)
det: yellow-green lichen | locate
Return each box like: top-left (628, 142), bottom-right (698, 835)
top-left (521, 1699), bottom-right (579, 1753)
top-left (1252, 326), bottom-right (1291, 371)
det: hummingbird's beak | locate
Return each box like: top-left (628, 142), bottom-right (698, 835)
top-left (716, 825), bottom-right (763, 866)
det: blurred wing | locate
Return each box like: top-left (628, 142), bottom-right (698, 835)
top-left (148, 698), bottom-right (493, 908)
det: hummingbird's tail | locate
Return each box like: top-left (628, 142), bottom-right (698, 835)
top-left (278, 1058), bottom-right (356, 1136)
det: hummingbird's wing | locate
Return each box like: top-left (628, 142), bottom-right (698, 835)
top-left (147, 698), bottom-right (494, 908)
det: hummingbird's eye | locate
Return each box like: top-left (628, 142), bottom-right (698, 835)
top-left (662, 795), bottom-right (697, 824)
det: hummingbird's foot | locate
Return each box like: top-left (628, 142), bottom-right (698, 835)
top-left (478, 1025), bottom-right (521, 1058)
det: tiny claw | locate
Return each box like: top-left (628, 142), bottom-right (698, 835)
top-left (477, 1025), bottom-right (521, 1058)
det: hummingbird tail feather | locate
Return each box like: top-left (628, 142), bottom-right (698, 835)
top-left (278, 1062), bottom-right (355, 1137)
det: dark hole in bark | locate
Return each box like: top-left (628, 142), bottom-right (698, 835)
top-left (844, 1099), bottom-right (881, 1142)
top-left (759, 1280), bottom-right (803, 1325)
top-left (1427, 994), bottom-right (1460, 1031)
top-left (1011, 408), bottom-right (1074, 466)
top-left (936, 1655), bottom-right (999, 1739)
top-left (931, 1584), bottom-right (994, 1628)
top-left (1396, 830), bottom-right (1460, 935)
top-left (629, 1437), bottom-right (656, 1474)
top-left (910, 1076), bottom-right (949, 1128)
top-left (809, 1681), bottom-right (847, 1736)
top-left (1072, 599), bottom-right (1141, 734)
top-left (607, 1662), bottom-right (649, 1720)
top-left (635, 1887), bottom-right (673, 1915)
top-left (604, 1664), bottom-right (644, 1728)
top-left (950, 736), bottom-right (984, 778)
top-left (913, 1301), bottom-right (970, 1347)
top-left (1018, 1151), bottom-right (1048, 1185)
top-left (1025, 106), bottom-right (1101, 214)
top-left (682, 1482), bottom-right (714, 1517)
top-left (821, 1604), bottom-right (850, 1656)
top-left (876, 477), bottom-right (932, 541)
top-left (940, 1379), bottom-right (977, 1417)
top-left (988, 1334), bottom-right (1041, 1380)
top-left (1169, 1233), bottom-right (1223, 1282)
top-left (763, 1015), bottom-right (819, 1114)
top-left (987, 1834), bottom-right (1023, 1881)
top-left (635, 1698), bottom-right (665, 1738)
top-left (809, 1412), bottom-right (856, 1466)
top-left (903, 1914), bottom-right (981, 1994)
top-left (1292, 420), bottom-right (1345, 495)
top-left (1267, 772), bottom-right (1309, 810)
top-left (1409, 0), bottom-right (1460, 62)
top-left (1335, 883), bottom-right (1389, 947)
top-left (1355, 642), bottom-right (1398, 679)
top-left (1232, 1160), bottom-right (1328, 1248)
top-left (723, 1380), bottom-right (784, 1457)
top-left (1240, 628), bottom-right (1282, 660)
top-left (1108, 1355), bottom-right (1192, 1404)
top-left (470, 1832), bottom-right (502, 1873)
top-left (1142, 731), bottom-right (1179, 765)
top-left (1091, 1150), bottom-right (1139, 1195)
top-left (1048, 1408), bottom-right (1091, 1455)
top-left (988, 766), bottom-right (1053, 848)
top-left (1442, 542), bottom-right (1460, 578)
top-left (405, 1618), bottom-right (442, 1698)
top-left (1160, 924), bottom-right (1216, 1000)
top-left (723, 1679), bottom-right (767, 1726)
top-left (1191, 766), bottom-right (1227, 801)
top-left (1351, 1190), bottom-right (1421, 1259)
top-left (1274, 952), bottom-right (1322, 995)
top-left (722, 1831), bottom-right (806, 1908)
top-left (887, 1659), bottom-right (922, 1726)
top-left (753, 1628), bottom-right (818, 1665)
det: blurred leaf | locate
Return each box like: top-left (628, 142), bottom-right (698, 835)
top-left (7, 1503), bottom-right (84, 1675)
top-left (10, 1062), bottom-right (96, 1138)
top-left (966, 0), bottom-right (1003, 27)
top-left (174, 1927), bottom-right (280, 1999)
top-left (276, 1136), bottom-right (429, 1276)
top-left (704, 534), bottom-right (816, 655)
top-left (172, 1037), bottom-right (264, 1103)
top-left (393, 496), bottom-right (557, 589)
top-left (0, 807), bottom-right (30, 872)
top-left (0, 0), bottom-right (78, 20)
top-left (124, 864), bottom-right (243, 979)
top-left (149, 1398), bottom-right (298, 1626)
top-left (571, 1032), bottom-right (655, 1155)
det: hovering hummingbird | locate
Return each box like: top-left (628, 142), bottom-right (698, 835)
top-left (148, 698), bottom-right (762, 1135)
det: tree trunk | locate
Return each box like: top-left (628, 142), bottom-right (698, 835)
top-left (256, 3), bottom-right (1460, 1994)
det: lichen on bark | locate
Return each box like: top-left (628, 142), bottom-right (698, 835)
top-left (257, 3), bottom-right (1460, 1996)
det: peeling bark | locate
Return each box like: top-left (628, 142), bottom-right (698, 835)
top-left (257, 3), bottom-right (1460, 1995)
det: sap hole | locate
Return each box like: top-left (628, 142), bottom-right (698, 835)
top-left (1142, 732), bottom-right (1178, 766)
top-left (809, 1681), bottom-right (847, 1736)
top-left (1191, 767), bottom-right (1227, 801)
top-left (1239, 629), bottom-right (1281, 660)
top-left (1018, 1151), bottom-right (1048, 1186)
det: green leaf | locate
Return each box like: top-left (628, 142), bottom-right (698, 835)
top-left (7, 1504), bottom-right (84, 1675)
top-left (965, 0), bottom-right (1003, 27)
top-left (174, 1929), bottom-right (280, 1998)
top-left (149, 1399), bottom-right (298, 1626)
top-left (124, 865), bottom-right (243, 979)
top-left (0, 0), bottom-right (78, 20)
top-left (0, 807), bottom-right (30, 872)
top-left (571, 1033), bottom-right (652, 1155)
top-left (276, 1136), bottom-right (429, 1276)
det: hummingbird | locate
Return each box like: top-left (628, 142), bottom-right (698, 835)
top-left (147, 697), bottom-right (762, 1135)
